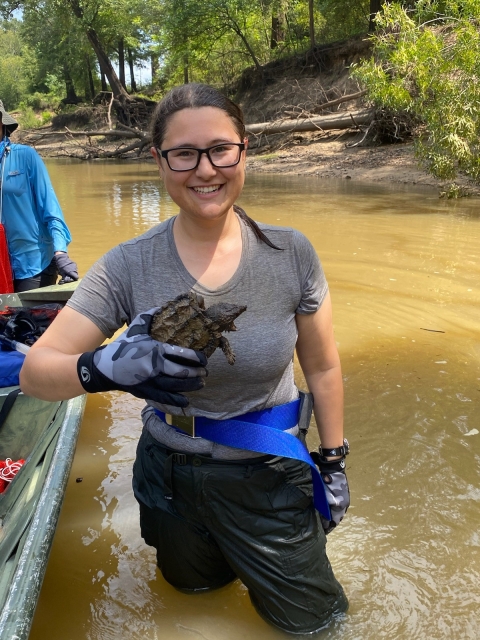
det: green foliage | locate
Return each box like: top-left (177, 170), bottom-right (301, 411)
top-left (1, 0), bottom-right (378, 108)
top-left (352, 1), bottom-right (480, 182)
top-left (439, 182), bottom-right (470, 199)
top-left (0, 20), bottom-right (30, 108)
top-left (17, 103), bottom-right (41, 128)
top-left (21, 92), bottom-right (49, 110)
top-left (41, 110), bottom-right (52, 124)
top-left (318, 0), bottom-right (369, 42)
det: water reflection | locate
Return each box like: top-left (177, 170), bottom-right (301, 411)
top-left (29, 162), bottom-right (480, 640)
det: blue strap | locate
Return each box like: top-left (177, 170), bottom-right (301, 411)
top-left (154, 399), bottom-right (331, 520)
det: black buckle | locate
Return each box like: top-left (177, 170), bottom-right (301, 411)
top-left (172, 453), bottom-right (187, 465)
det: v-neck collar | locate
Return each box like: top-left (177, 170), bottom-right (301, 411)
top-left (166, 213), bottom-right (249, 297)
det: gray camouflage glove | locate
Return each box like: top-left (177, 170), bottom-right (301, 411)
top-left (54, 252), bottom-right (79, 283)
top-left (77, 308), bottom-right (207, 407)
top-left (311, 452), bottom-right (350, 534)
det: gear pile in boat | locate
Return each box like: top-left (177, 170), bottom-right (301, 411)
top-left (0, 304), bottom-right (62, 347)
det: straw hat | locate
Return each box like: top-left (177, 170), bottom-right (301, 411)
top-left (0, 100), bottom-right (18, 133)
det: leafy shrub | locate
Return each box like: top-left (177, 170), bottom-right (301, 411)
top-left (352, 1), bottom-right (480, 182)
top-left (17, 104), bottom-right (41, 129)
top-left (22, 92), bottom-right (48, 111)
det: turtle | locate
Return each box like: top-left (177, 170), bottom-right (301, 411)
top-left (149, 292), bottom-right (247, 365)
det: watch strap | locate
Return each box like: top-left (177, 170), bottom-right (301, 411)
top-left (320, 438), bottom-right (349, 458)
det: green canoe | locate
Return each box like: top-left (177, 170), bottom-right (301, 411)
top-left (0, 283), bottom-right (86, 640)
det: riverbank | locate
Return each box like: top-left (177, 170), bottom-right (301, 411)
top-left (248, 130), bottom-right (480, 197)
top-left (13, 126), bottom-right (480, 197)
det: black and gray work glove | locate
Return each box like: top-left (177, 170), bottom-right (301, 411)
top-left (311, 452), bottom-right (350, 534)
top-left (54, 252), bottom-right (79, 284)
top-left (77, 308), bottom-right (207, 407)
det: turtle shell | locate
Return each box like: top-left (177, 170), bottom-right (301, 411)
top-left (149, 292), bottom-right (246, 363)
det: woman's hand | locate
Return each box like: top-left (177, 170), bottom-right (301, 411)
top-left (77, 308), bottom-right (207, 407)
top-left (311, 453), bottom-right (350, 534)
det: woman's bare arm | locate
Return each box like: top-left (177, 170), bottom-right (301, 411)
top-left (20, 306), bottom-right (107, 401)
top-left (295, 291), bottom-right (344, 449)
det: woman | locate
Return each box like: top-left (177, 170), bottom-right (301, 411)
top-left (0, 100), bottom-right (79, 292)
top-left (20, 83), bottom-right (349, 634)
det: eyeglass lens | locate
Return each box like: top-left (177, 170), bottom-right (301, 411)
top-left (166, 144), bottom-right (242, 170)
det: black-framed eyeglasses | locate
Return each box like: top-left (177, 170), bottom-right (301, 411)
top-left (158, 142), bottom-right (245, 172)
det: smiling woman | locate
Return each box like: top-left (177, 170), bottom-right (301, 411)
top-left (151, 105), bottom-right (248, 238)
top-left (20, 83), bottom-right (349, 635)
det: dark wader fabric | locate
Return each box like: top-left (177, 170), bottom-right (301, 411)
top-left (14, 258), bottom-right (58, 293)
top-left (133, 428), bottom-right (348, 634)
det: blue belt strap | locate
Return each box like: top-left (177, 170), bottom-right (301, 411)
top-left (154, 399), bottom-right (331, 520)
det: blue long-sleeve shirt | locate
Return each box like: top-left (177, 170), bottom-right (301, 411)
top-left (0, 143), bottom-right (72, 280)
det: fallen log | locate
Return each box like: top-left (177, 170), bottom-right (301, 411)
top-left (245, 109), bottom-right (374, 135)
top-left (24, 109), bottom-right (375, 159)
top-left (27, 129), bottom-right (147, 139)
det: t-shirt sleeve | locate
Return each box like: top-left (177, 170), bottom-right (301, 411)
top-left (66, 245), bottom-right (132, 337)
top-left (293, 230), bottom-right (329, 315)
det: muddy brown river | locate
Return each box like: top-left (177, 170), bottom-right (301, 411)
top-left (29, 161), bottom-right (480, 640)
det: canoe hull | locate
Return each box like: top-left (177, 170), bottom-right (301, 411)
top-left (0, 282), bottom-right (86, 639)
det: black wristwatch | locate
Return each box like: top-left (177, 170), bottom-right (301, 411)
top-left (319, 438), bottom-right (350, 458)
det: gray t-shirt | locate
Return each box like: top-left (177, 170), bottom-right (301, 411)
top-left (68, 214), bottom-right (328, 458)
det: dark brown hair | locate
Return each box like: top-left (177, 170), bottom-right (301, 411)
top-left (150, 83), bottom-right (282, 250)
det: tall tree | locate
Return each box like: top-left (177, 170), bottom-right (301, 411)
top-left (66, 0), bottom-right (129, 100)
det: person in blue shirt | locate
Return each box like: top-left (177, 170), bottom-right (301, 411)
top-left (0, 100), bottom-right (78, 293)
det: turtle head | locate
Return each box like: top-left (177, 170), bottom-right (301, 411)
top-left (204, 303), bottom-right (247, 330)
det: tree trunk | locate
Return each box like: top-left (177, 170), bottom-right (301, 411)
top-left (308, 0), bottom-right (315, 50)
top-left (118, 38), bottom-right (127, 91)
top-left (86, 55), bottom-right (96, 100)
top-left (270, 15), bottom-right (285, 49)
top-left (100, 68), bottom-right (108, 92)
top-left (369, 0), bottom-right (383, 32)
top-left (183, 54), bottom-right (189, 84)
top-left (151, 53), bottom-right (159, 84)
top-left (127, 49), bottom-right (137, 92)
top-left (63, 63), bottom-right (79, 104)
top-left (86, 28), bottom-right (129, 100)
top-left (271, 16), bottom-right (279, 49)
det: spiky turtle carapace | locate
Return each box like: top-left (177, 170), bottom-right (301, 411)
top-left (149, 292), bottom-right (247, 365)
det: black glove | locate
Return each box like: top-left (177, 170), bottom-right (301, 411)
top-left (311, 452), bottom-right (350, 534)
top-left (54, 252), bottom-right (79, 284)
top-left (77, 308), bottom-right (207, 407)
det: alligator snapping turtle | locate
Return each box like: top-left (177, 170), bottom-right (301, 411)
top-left (149, 292), bottom-right (247, 365)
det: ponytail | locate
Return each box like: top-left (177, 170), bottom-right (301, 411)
top-left (234, 205), bottom-right (283, 251)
